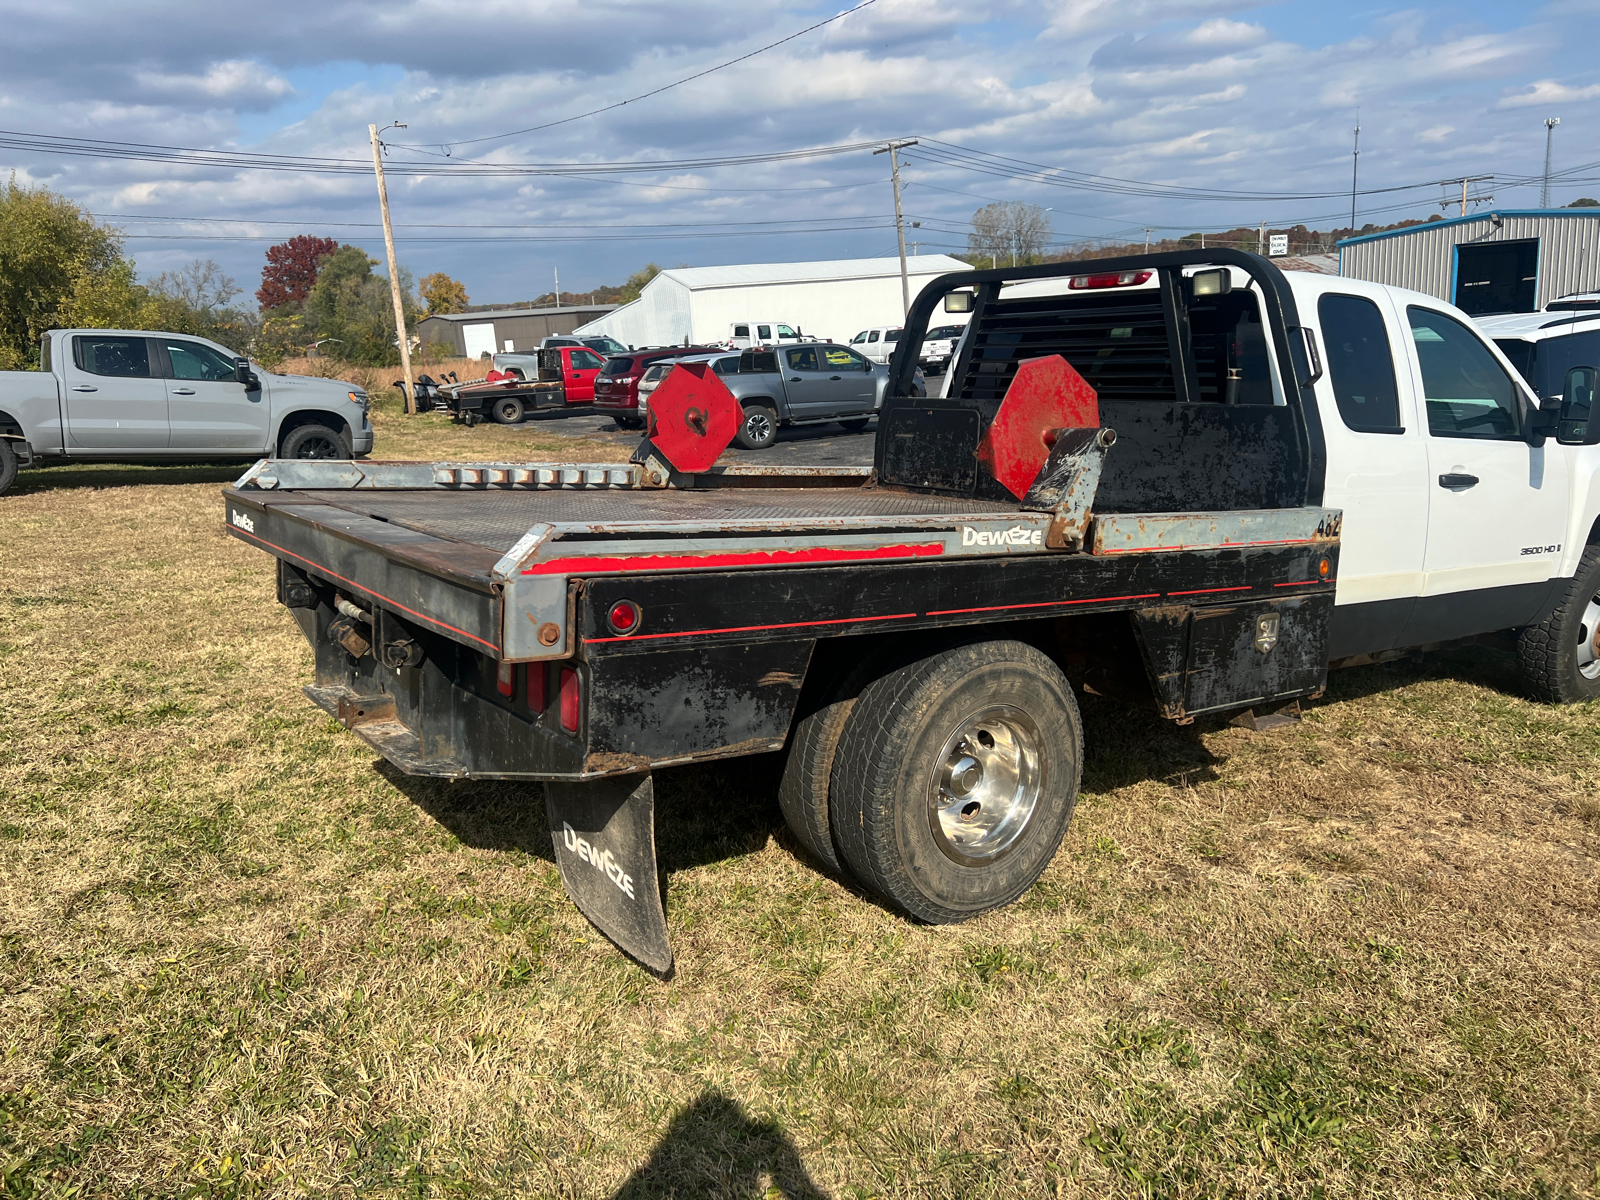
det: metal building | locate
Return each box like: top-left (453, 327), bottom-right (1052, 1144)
top-left (417, 303), bottom-right (618, 358)
top-left (1338, 209), bottom-right (1600, 315)
top-left (572, 256), bottom-right (972, 349)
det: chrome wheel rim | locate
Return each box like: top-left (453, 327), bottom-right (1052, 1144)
top-left (745, 411), bottom-right (773, 443)
top-left (926, 705), bottom-right (1043, 865)
top-left (1579, 595), bottom-right (1600, 680)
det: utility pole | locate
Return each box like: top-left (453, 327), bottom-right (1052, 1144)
top-left (874, 139), bottom-right (918, 317)
top-left (554, 266), bottom-right (560, 308)
top-left (1143, 228), bottom-right (1154, 252)
top-left (1257, 221), bottom-right (1266, 255)
top-left (369, 123), bottom-right (415, 415)
top-left (1542, 117), bottom-right (1561, 207)
top-left (1349, 110), bottom-right (1360, 232)
top-left (1445, 174), bottom-right (1494, 217)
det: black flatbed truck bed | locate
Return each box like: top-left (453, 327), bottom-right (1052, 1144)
top-left (224, 249), bottom-right (1343, 973)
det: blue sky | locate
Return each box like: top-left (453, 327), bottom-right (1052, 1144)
top-left (2, 0), bottom-right (1596, 308)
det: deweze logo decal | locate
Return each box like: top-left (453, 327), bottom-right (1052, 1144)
top-left (1521, 544), bottom-right (1561, 556)
top-left (562, 821), bottom-right (636, 899)
top-left (230, 509), bottom-right (255, 533)
top-left (961, 524), bottom-right (1043, 548)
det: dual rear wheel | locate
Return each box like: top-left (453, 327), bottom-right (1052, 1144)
top-left (779, 639), bottom-right (1082, 923)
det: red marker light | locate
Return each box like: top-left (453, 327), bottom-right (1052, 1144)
top-left (1068, 270), bottom-right (1152, 290)
top-left (607, 599), bottom-right (642, 635)
top-left (528, 663), bottom-right (547, 712)
top-left (559, 667), bottom-right (580, 733)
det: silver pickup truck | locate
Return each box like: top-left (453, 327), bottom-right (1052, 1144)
top-left (0, 328), bottom-right (374, 495)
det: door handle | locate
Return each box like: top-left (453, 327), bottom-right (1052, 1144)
top-left (789, 376), bottom-right (802, 382)
top-left (829, 375), bottom-right (842, 381)
top-left (1438, 472), bottom-right (1479, 489)
top-left (71, 384), bottom-right (97, 392)
top-left (171, 387), bottom-right (196, 395)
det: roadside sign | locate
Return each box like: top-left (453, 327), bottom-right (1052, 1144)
top-left (1268, 234), bottom-right (1289, 257)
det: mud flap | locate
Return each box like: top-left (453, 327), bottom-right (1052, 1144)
top-left (545, 773), bottom-right (673, 975)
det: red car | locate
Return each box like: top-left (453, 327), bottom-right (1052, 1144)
top-left (594, 347), bottom-right (719, 429)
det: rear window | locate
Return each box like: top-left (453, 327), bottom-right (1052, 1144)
top-left (74, 335), bottom-right (151, 378)
top-left (740, 350), bottom-right (779, 374)
top-left (602, 357), bottom-right (635, 375)
top-left (712, 357), bottom-right (740, 375)
top-left (885, 329), bottom-right (902, 343)
top-left (1319, 294), bottom-right (1402, 432)
top-left (926, 326), bottom-right (964, 341)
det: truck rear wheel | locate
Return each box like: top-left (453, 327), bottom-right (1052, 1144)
top-left (829, 639), bottom-right (1082, 923)
top-left (839, 418), bottom-right (871, 432)
top-left (735, 405), bottom-right (778, 450)
top-left (615, 414), bottom-right (644, 431)
top-left (0, 438), bottom-right (16, 496)
top-left (280, 424), bottom-right (349, 460)
top-left (493, 396), bottom-right (527, 425)
top-left (1517, 545), bottom-right (1600, 703)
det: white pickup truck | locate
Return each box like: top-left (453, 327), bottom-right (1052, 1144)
top-left (0, 328), bottom-right (374, 495)
top-left (935, 261), bottom-right (1600, 703)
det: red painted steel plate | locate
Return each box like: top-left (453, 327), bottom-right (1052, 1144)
top-left (976, 355), bottom-right (1100, 500)
top-left (646, 363), bottom-right (741, 473)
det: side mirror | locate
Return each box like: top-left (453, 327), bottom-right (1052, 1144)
top-left (1557, 365), bottom-right (1600, 445)
top-left (943, 291), bottom-right (974, 313)
top-left (234, 356), bottom-right (260, 389)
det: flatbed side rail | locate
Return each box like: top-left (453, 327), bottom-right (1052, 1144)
top-left (232, 458), bottom-right (876, 493)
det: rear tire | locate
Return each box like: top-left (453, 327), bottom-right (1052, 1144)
top-left (1517, 545), bottom-right (1600, 703)
top-left (0, 438), bottom-right (17, 496)
top-left (493, 396), bottom-right (527, 425)
top-left (615, 414), bottom-right (644, 431)
top-left (735, 405), bottom-right (778, 450)
top-left (839, 417), bottom-right (871, 432)
top-left (830, 639), bottom-right (1082, 924)
top-left (280, 423), bottom-right (350, 461)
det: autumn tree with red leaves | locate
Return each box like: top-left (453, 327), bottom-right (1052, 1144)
top-left (256, 235), bottom-right (339, 310)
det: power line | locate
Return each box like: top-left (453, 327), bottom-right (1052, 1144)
top-left (391, 0), bottom-right (880, 151)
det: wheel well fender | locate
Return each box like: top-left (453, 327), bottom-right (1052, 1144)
top-left (1587, 513), bottom-right (1600, 545)
top-left (0, 409), bottom-right (25, 440)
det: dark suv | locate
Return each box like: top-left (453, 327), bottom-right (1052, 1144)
top-left (594, 346), bottom-right (719, 429)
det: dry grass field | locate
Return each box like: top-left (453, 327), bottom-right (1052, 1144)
top-left (1, 414), bottom-right (1597, 1197)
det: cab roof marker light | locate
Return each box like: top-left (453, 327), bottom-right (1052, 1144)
top-left (1067, 270), bottom-right (1153, 290)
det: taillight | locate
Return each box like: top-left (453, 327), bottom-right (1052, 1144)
top-left (496, 660), bottom-right (513, 697)
top-left (1068, 270), bottom-right (1152, 290)
top-left (607, 599), bottom-right (641, 635)
top-left (559, 667), bottom-right (580, 732)
top-left (528, 663), bottom-right (547, 711)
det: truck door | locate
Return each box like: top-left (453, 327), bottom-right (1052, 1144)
top-left (1401, 303), bottom-right (1571, 639)
top-left (565, 349), bottom-right (605, 402)
top-left (779, 346), bottom-right (834, 418)
top-left (819, 344), bottom-right (875, 414)
top-left (1312, 290), bottom-right (1431, 656)
top-left (160, 338), bottom-right (268, 449)
top-left (63, 335), bottom-right (169, 449)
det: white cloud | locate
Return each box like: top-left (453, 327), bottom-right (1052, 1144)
top-left (1499, 78), bottom-right (1600, 108)
top-left (134, 60), bottom-right (296, 108)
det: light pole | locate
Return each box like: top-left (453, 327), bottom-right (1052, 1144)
top-left (1542, 117), bottom-right (1561, 208)
top-left (369, 121), bottom-right (415, 414)
top-left (1350, 110), bottom-right (1361, 232)
top-left (873, 139), bottom-right (918, 317)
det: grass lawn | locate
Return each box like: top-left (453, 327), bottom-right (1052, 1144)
top-left (0, 411), bottom-right (1597, 1197)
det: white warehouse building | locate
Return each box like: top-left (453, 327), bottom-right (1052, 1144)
top-left (572, 255), bottom-right (973, 349)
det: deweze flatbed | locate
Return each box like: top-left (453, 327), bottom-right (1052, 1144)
top-left (225, 249), bottom-right (1600, 973)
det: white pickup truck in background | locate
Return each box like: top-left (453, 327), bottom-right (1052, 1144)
top-left (936, 263), bottom-right (1600, 702)
top-left (0, 328), bottom-right (373, 495)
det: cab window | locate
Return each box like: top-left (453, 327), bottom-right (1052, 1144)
top-left (850, 331), bottom-right (868, 344)
top-left (776, 324), bottom-right (798, 338)
top-left (165, 339), bottom-right (238, 382)
top-left (885, 329), bottom-right (902, 343)
top-left (784, 347), bottom-right (820, 372)
top-left (1407, 306), bottom-right (1522, 440)
top-left (823, 346), bottom-right (868, 371)
top-left (867, 331), bottom-right (880, 343)
top-left (1318, 295), bottom-right (1402, 432)
top-left (74, 335), bottom-right (151, 378)
top-left (733, 324), bottom-right (750, 338)
top-left (569, 350), bottom-right (604, 370)
top-left (712, 357), bottom-right (740, 376)
top-left (757, 325), bottom-right (772, 340)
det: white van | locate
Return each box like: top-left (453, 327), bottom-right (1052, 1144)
top-left (727, 321), bottom-right (809, 349)
top-left (849, 326), bottom-right (902, 364)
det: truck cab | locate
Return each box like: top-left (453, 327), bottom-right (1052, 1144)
top-left (727, 321), bottom-right (808, 350)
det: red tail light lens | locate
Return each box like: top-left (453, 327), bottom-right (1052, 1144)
top-left (607, 599), bottom-right (641, 634)
top-left (1068, 270), bottom-right (1152, 290)
top-left (528, 663), bottom-right (547, 711)
top-left (559, 667), bottom-right (580, 732)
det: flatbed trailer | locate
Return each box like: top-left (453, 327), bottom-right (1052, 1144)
top-left (225, 250), bottom-right (1345, 973)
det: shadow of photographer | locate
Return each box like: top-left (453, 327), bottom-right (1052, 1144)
top-left (609, 1088), bottom-right (829, 1200)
